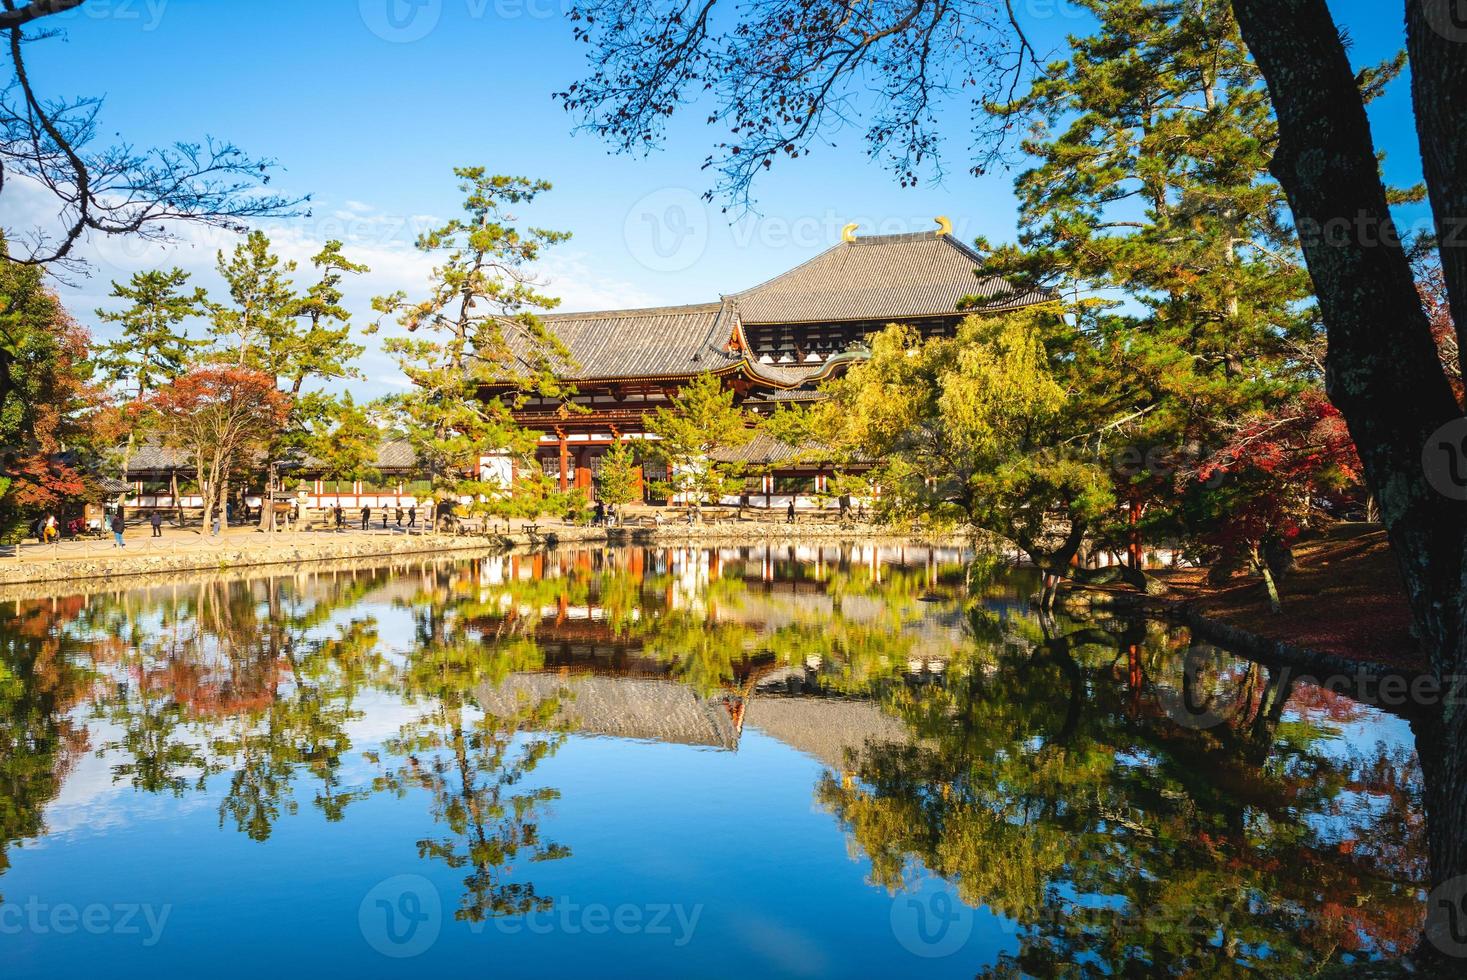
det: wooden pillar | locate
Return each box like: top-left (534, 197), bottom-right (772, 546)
top-left (558, 431), bottom-right (569, 492)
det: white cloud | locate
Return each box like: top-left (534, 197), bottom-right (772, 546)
top-left (0, 178), bottom-right (656, 399)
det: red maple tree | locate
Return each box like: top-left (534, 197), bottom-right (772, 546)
top-left (150, 367), bottom-right (289, 531)
top-left (1197, 389), bottom-right (1363, 608)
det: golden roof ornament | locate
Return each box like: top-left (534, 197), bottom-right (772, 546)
top-left (935, 215), bottom-right (953, 235)
top-left (841, 223), bottom-right (858, 242)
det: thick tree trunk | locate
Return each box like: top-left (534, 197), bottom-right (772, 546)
top-left (1229, 0), bottom-right (1465, 653)
top-left (1406, 0), bottom-right (1467, 381)
top-left (1231, 0), bottom-right (1467, 921)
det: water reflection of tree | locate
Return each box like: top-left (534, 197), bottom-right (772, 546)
top-left (377, 667), bottom-right (570, 921)
top-left (0, 547), bottom-right (1431, 965)
top-left (68, 571), bottom-right (392, 836)
top-left (816, 606), bottom-right (1426, 974)
top-left (0, 597), bottom-right (95, 899)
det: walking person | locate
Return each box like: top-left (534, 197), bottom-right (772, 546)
top-left (334, 503), bottom-right (344, 530)
top-left (361, 504), bottom-right (371, 530)
top-left (408, 504), bottom-right (417, 529)
top-left (111, 509), bottom-right (127, 548)
top-left (786, 500), bottom-right (796, 525)
top-left (395, 505), bottom-right (403, 527)
top-left (149, 511), bottom-right (163, 537)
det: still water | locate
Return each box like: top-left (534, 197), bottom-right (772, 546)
top-left (0, 543), bottom-right (1423, 977)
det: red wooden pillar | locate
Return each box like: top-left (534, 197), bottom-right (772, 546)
top-left (1127, 497), bottom-right (1144, 570)
top-left (558, 431), bottom-right (569, 492)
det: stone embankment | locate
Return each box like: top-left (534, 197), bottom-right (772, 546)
top-left (0, 519), bottom-right (912, 588)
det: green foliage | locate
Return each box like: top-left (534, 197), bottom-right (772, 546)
top-left (305, 394), bottom-right (379, 498)
top-left (815, 307), bottom-right (1114, 568)
top-left (211, 230), bottom-right (299, 372)
top-left (644, 372), bottom-right (752, 508)
top-left (980, 0), bottom-right (1336, 563)
top-left (283, 241), bottom-right (368, 396)
top-left (594, 440), bottom-right (641, 509)
top-left (372, 168), bottom-right (574, 521)
top-left (94, 268), bottom-right (208, 401)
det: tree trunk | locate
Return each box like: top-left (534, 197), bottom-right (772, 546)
top-left (1229, 0), bottom-right (1464, 651)
top-left (1250, 543), bottom-right (1283, 614)
top-left (1231, 0), bottom-right (1467, 915)
top-left (197, 459), bottom-right (213, 535)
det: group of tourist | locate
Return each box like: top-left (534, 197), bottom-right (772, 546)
top-left (329, 502), bottom-right (426, 531)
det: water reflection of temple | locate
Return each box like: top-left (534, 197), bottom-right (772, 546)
top-left (465, 542), bottom-right (975, 668)
top-left (466, 543), bottom-right (964, 760)
top-left (476, 668), bottom-right (910, 767)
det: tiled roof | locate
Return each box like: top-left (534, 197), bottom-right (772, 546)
top-left (514, 302), bottom-right (745, 381)
top-left (477, 675), bottom-right (740, 749)
top-left (727, 231), bottom-right (1054, 324)
top-left (711, 432), bottom-right (835, 466)
top-left (747, 389), bottom-right (827, 404)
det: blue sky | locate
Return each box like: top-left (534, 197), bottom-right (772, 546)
top-left (4, 0), bottom-right (1428, 396)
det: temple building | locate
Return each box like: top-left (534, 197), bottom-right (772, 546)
top-left (488, 222), bottom-right (1053, 506)
top-left (120, 222), bottom-right (1053, 515)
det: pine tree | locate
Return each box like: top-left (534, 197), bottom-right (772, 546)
top-left (211, 230), bottom-right (299, 373)
top-left (645, 372), bottom-right (752, 515)
top-left (94, 268), bottom-right (208, 402)
top-left (978, 0), bottom-right (1375, 575)
top-left (286, 241), bottom-right (367, 397)
top-left (373, 168), bottom-right (574, 524)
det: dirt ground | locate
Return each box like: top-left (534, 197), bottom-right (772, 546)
top-left (1155, 523), bottom-right (1421, 671)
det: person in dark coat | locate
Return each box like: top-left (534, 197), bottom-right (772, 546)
top-left (111, 509), bottom-right (126, 548)
top-left (333, 504), bottom-right (344, 529)
top-left (149, 511), bottom-right (163, 537)
top-left (395, 505), bottom-right (403, 527)
top-left (408, 504), bottom-right (417, 528)
top-left (786, 500), bottom-right (796, 525)
top-left (361, 505), bottom-right (371, 529)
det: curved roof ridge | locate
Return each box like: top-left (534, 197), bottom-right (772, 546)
top-left (724, 240), bottom-right (849, 300)
top-left (540, 300), bottom-right (724, 321)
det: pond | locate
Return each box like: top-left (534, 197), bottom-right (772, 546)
top-left (0, 543), bottom-right (1425, 977)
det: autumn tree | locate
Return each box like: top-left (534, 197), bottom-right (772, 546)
top-left (372, 168), bottom-right (575, 524)
top-left (150, 367), bottom-right (289, 533)
top-left (644, 372), bottom-right (752, 515)
top-left (1195, 391), bottom-right (1363, 610)
top-left (0, 252), bottom-right (96, 538)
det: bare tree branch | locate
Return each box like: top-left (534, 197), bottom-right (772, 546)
top-left (0, 0), bottom-right (308, 272)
